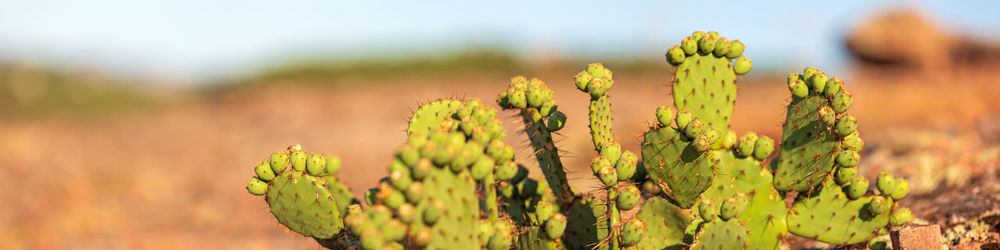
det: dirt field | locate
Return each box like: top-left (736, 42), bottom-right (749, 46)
top-left (1, 65), bottom-right (998, 249)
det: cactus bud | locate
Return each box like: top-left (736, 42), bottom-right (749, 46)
top-left (847, 176), bottom-right (869, 200)
top-left (824, 77), bottom-right (844, 98)
top-left (422, 199), bottom-right (444, 225)
top-left (727, 40), bottom-right (745, 59)
top-left (254, 161), bottom-right (275, 181)
top-left (876, 173), bottom-right (897, 196)
top-left (867, 196), bottom-right (889, 215)
top-left (547, 111), bottom-right (566, 131)
top-left (574, 71), bottom-right (592, 92)
top-left (819, 106), bottom-right (836, 127)
top-left (655, 105), bottom-right (674, 127)
top-left (667, 45), bottom-right (686, 66)
top-left (843, 132), bottom-right (864, 151)
top-left (720, 194), bottom-right (748, 221)
top-left (891, 178), bottom-right (910, 200)
top-left (621, 217), bottom-right (646, 246)
top-left (789, 78), bottom-right (809, 98)
top-left (396, 203), bottom-right (415, 223)
top-left (810, 72), bottom-right (828, 94)
top-left (470, 157), bottom-right (495, 180)
top-left (598, 165), bottom-right (618, 187)
top-left (526, 87), bottom-right (546, 109)
top-left (389, 169), bottom-right (412, 191)
top-left (733, 56), bottom-right (752, 75)
top-left (305, 153), bottom-right (326, 176)
top-left (535, 200), bottom-right (556, 223)
top-left (413, 227), bottom-right (433, 247)
top-left (832, 90), bottom-right (853, 114)
top-left (289, 150), bottom-right (308, 171)
top-left (591, 155), bottom-right (612, 175)
top-left (587, 77), bottom-right (609, 98)
top-left (675, 110), bottom-right (693, 130)
top-left (545, 213), bottom-right (568, 239)
top-left (539, 99), bottom-right (557, 118)
top-left (691, 31), bottom-right (707, 40)
top-left (694, 133), bottom-right (712, 152)
top-left (615, 151), bottom-right (639, 181)
top-left (395, 144), bottom-right (419, 167)
top-left (495, 160), bottom-right (517, 181)
top-left (890, 208), bottom-right (913, 226)
top-left (836, 114), bottom-right (858, 137)
top-left (736, 132), bottom-right (758, 158)
top-left (269, 151), bottom-right (289, 174)
top-left (699, 199), bottom-right (719, 221)
top-left (383, 219), bottom-right (406, 242)
top-left (488, 222), bottom-right (515, 250)
top-left (246, 177), bottom-right (268, 195)
top-left (803, 67), bottom-right (819, 81)
top-left (835, 167), bottom-right (858, 186)
top-left (601, 143), bottom-right (623, 164)
top-left (681, 36), bottom-right (698, 55)
top-left (411, 158), bottom-right (433, 180)
top-left (617, 184), bottom-right (641, 210)
top-left (836, 149), bottom-right (860, 167)
top-left (698, 36), bottom-right (717, 55)
top-left (405, 182), bottom-right (425, 203)
top-left (721, 130), bottom-right (737, 149)
top-left (753, 136), bottom-right (775, 160)
top-left (713, 37), bottom-right (731, 58)
top-left (684, 118), bottom-right (707, 138)
top-left (508, 87), bottom-right (527, 109)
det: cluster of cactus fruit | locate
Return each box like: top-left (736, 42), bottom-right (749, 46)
top-left (245, 30), bottom-right (914, 249)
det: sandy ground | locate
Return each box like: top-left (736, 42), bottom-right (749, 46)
top-left (1, 66), bottom-right (998, 249)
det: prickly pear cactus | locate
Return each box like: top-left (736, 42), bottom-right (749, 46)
top-left (242, 30), bottom-right (914, 250)
top-left (773, 68), bottom-right (862, 192)
top-left (247, 144), bottom-right (356, 240)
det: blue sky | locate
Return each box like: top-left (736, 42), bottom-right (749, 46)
top-left (0, 1), bottom-right (997, 82)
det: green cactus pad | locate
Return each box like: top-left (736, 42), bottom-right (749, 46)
top-left (408, 167), bottom-right (481, 249)
top-left (634, 197), bottom-right (692, 249)
top-left (266, 170), bottom-right (348, 239)
top-left (641, 125), bottom-right (718, 208)
top-left (670, 32), bottom-right (746, 133)
top-left (690, 218), bottom-right (750, 250)
top-left (787, 177), bottom-right (892, 245)
top-left (406, 99), bottom-right (465, 136)
top-left (516, 225), bottom-right (564, 250)
top-left (563, 196), bottom-right (610, 250)
top-left (774, 69), bottom-right (858, 192)
top-left (698, 149), bottom-right (788, 249)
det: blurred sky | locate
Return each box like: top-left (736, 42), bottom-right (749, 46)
top-left (0, 0), bottom-right (997, 83)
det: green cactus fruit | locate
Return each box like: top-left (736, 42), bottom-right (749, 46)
top-left (544, 213), bottom-right (568, 239)
top-left (591, 155), bottom-right (611, 176)
top-left (690, 218), bottom-right (750, 250)
top-left (508, 87), bottom-right (527, 109)
top-left (587, 78), bottom-right (610, 98)
top-left (641, 125), bottom-right (718, 208)
top-left (832, 90), bottom-right (854, 114)
top-left (469, 157), bottom-right (494, 180)
top-left (535, 200), bottom-right (556, 223)
top-left (667, 45), bottom-right (686, 66)
top-left (633, 197), bottom-right (691, 249)
top-left (675, 110), bottom-right (693, 130)
top-left (411, 158), bottom-right (433, 180)
top-left (694, 133), bottom-right (712, 152)
top-left (617, 184), bottom-right (641, 210)
top-left (422, 200), bottom-right (443, 225)
top-left (752, 136), bottom-right (774, 160)
top-left (597, 165), bottom-right (618, 187)
top-left (733, 56), bottom-right (752, 75)
top-left (719, 194), bottom-right (747, 221)
top-left (305, 153), bottom-right (326, 176)
top-left (615, 151), bottom-right (638, 181)
top-left (527, 85), bottom-right (547, 109)
top-left (432, 143), bottom-right (456, 167)
top-left (698, 199), bottom-right (719, 221)
top-left (890, 208), bottom-right (913, 226)
top-left (819, 106), bottom-right (836, 126)
top-left (384, 219), bottom-right (406, 242)
top-left (289, 150), bottom-right (307, 171)
top-left (692, 31), bottom-right (707, 40)
top-left (824, 77), bottom-right (844, 97)
top-left (809, 72), bottom-right (828, 94)
top-left (396, 203), bottom-right (415, 223)
top-left (788, 78), bottom-right (809, 98)
top-left (494, 161), bottom-right (517, 182)
top-left (721, 130), bottom-right (737, 149)
top-left (574, 70), bottom-right (592, 92)
top-left (254, 161), bottom-right (275, 181)
top-left (891, 178), bottom-right (910, 200)
top-left (876, 173), bottom-right (897, 196)
top-left (843, 132), bottom-right (864, 151)
top-left (488, 222), bottom-right (515, 250)
top-left (379, 186), bottom-right (405, 210)
top-left (713, 37), bottom-right (732, 57)
top-left (405, 182), bottom-right (424, 203)
top-left (867, 196), bottom-right (890, 216)
top-left (413, 227), bottom-right (433, 247)
top-left (847, 176), bottom-right (869, 200)
top-left (698, 36), bottom-right (717, 55)
top-left (655, 105), bottom-right (674, 127)
top-left (836, 114), bottom-right (858, 136)
top-left (681, 36), bottom-right (698, 55)
top-left (835, 167), bottom-right (858, 186)
top-left (395, 144), bottom-right (419, 167)
top-left (269, 151), bottom-right (289, 174)
top-left (620, 217), bottom-right (646, 247)
top-left (601, 143), bottom-right (623, 164)
top-left (389, 169), bottom-right (412, 191)
top-left (836, 149), bottom-right (860, 167)
top-left (546, 111), bottom-right (566, 131)
top-left (736, 132), bottom-right (757, 158)
top-left (727, 40), bottom-right (745, 59)
top-left (683, 118), bottom-right (707, 138)
top-left (788, 177), bottom-right (892, 245)
top-left (247, 177), bottom-right (268, 195)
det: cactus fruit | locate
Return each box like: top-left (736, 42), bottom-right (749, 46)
top-left (243, 30), bottom-right (913, 250)
top-left (773, 68), bottom-right (861, 193)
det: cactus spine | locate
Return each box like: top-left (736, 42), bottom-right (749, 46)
top-left (244, 30), bottom-right (913, 249)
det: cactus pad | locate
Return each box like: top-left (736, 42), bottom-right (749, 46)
top-left (641, 125), bottom-right (718, 208)
top-left (669, 31), bottom-right (749, 133)
top-left (634, 197), bottom-right (692, 249)
top-left (690, 218), bottom-right (750, 250)
top-left (787, 176), bottom-right (892, 244)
